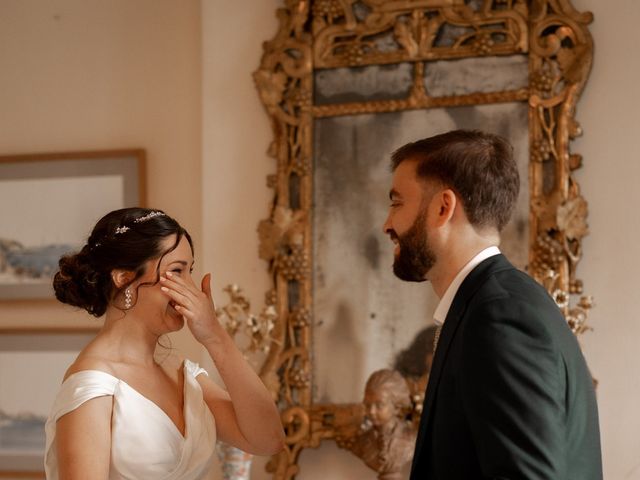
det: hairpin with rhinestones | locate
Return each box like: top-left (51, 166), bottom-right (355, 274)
top-left (134, 211), bottom-right (165, 223)
top-left (114, 212), bottom-right (164, 235)
top-left (92, 211), bottom-right (166, 248)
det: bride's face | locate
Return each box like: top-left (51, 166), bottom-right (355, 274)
top-left (128, 235), bottom-right (195, 334)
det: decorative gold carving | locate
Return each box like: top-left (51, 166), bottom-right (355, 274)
top-left (528, 0), bottom-right (594, 326)
top-left (312, 0), bottom-right (529, 68)
top-left (254, 0), bottom-right (594, 478)
top-left (312, 86), bottom-right (530, 117)
top-left (216, 284), bottom-right (278, 358)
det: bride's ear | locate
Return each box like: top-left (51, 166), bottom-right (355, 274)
top-left (111, 269), bottom-right (135, 289)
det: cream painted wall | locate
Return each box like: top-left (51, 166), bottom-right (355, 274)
top-left (0, 1), bottom-right (204, 477)
top-left (571, 0), bottom-right (640, 478)
top-left (0, 0), bottom-right (202, 352)
top-left (201, 1), bottom-right (279, 478)
top-left (201, 1), bottom-right (640, 480)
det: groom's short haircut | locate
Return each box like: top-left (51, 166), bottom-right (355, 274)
top-left (391, 129), bottom-right (520, 232)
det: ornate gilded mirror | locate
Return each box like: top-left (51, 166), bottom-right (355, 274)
top-left (254, 1), bottom-right (594, 478)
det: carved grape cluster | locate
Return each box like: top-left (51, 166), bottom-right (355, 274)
top-left (287, 366), bottom-right (310, 388)
top-left (532, 139), bottom-right (552, 163)
top-left (290, 307), bottom-right (311, 328)
top-left (531, 233), bottom-right (565, 276)
top-left (291, 156), bottom-right (311, 176)
top-left (312, 0), bottom-right (343, 23)
top-left (342, 43), bottom-right (365, 65)
top-left (471, 33), bottom-right (494, 55)
top-left (531, 66), bottom-right (557, 94)
top-left (274, 245), bottom-right (310, 281)
top-left (285, 86), bottom-right (312, 107)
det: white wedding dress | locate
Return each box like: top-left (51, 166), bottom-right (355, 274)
top-left (44, 359), bottom-right (216, 479)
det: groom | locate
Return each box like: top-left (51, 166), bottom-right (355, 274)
top-left (383, 130), bottom-right (602, 479)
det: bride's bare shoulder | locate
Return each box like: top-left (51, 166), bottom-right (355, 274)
top-left (62, 343), bottom-right (117, 382)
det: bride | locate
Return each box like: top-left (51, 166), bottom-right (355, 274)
top-left (44, 208), bottom-right (284, 479)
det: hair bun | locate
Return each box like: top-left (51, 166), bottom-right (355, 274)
top-left (53, 249), bottom-right (109, 317)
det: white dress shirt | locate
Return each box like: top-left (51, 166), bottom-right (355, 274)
top-left (433, 246), bottom-right (501, 326)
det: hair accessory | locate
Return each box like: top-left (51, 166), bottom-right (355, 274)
top-left (134, 211), bottom-right (165, 223)
top-left (124, 287), bottom-right (132, 309)
top-left (102, 211), bottom-right (166, 242)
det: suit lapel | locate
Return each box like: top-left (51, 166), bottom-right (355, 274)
top-left (411, 254), bottom-right (514, 471)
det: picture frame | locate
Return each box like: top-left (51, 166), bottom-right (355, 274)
top-left (0, 332), bottom-right (94, 478)
top-left (0, 150), bottom-right (146, 301)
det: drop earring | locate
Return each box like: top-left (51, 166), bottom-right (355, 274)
top-left (124, 287), bottom-right (132, 309)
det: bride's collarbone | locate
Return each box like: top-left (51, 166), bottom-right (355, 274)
top-left (116, 363), bottom-right (187, 435)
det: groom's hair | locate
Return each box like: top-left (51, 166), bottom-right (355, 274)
top-left (391, 129), bottom-right (520, 232)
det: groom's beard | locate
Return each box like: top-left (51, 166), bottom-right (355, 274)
top-left (391, 210), bottom-right (436, 282)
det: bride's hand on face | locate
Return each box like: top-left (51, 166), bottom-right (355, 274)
top-left (160, 272), bottom-right (221, 344)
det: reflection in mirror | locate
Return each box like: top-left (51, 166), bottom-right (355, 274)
top-left (313, 55), bottom-right (529, 402)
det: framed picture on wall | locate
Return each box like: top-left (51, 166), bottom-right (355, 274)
top-left (0, 333), bottom-right (94, 478)
top-left (0, 150), bottom-right (146, 301)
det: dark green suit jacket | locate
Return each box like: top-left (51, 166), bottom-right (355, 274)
top-left (410, 254), bottom-right (602, 479)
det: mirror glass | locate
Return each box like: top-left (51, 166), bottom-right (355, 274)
top-left (312, 56), bottom-right (529, 403)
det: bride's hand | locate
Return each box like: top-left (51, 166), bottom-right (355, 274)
top-left (160, 272), bottom-right (221, 344)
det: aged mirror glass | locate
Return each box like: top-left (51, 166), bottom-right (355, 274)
top-left (254, 1), bottom-right (594, 478)
top-left (313, 59), bottom-right (530, 404)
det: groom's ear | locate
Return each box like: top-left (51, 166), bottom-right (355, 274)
top-left (430, 188), bottom-right (457, 227)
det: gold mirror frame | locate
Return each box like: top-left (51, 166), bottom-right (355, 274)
top-left (253, 1), bottom-right (594, 478)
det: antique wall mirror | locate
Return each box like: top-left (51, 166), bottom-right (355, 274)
top-left (254, 0), bottom-right (594, 478)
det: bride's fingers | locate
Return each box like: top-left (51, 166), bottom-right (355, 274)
top-left (160, 274), bottom-right (198, 300)
top-left (166, 271), bottom-right (199, 292)
top-left (201, 274), bottom-right (213, 301)
top-left (160, 284), bottom-right (192, 308)
top-left (173, 303), bottom-right (195, 319)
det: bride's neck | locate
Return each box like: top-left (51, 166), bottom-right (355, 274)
top-left (98, 309), bottom-right (159, 366)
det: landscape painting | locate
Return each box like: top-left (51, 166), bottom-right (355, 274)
top-left (0, 150), bottom-right (144, 301)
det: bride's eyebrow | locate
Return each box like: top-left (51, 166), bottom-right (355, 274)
top-left (166, 260), bottom-right (195, 267)
top-left (167, 261), bottom-right (187, 267)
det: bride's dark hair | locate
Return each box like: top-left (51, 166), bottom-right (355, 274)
top-left (53, 208), bottom-right (193, 317)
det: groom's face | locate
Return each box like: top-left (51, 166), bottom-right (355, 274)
top-left (383, 160), bottom-right (437, 282)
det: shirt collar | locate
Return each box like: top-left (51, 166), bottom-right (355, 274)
top-left (433, 246), bottom-right (501, 325)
